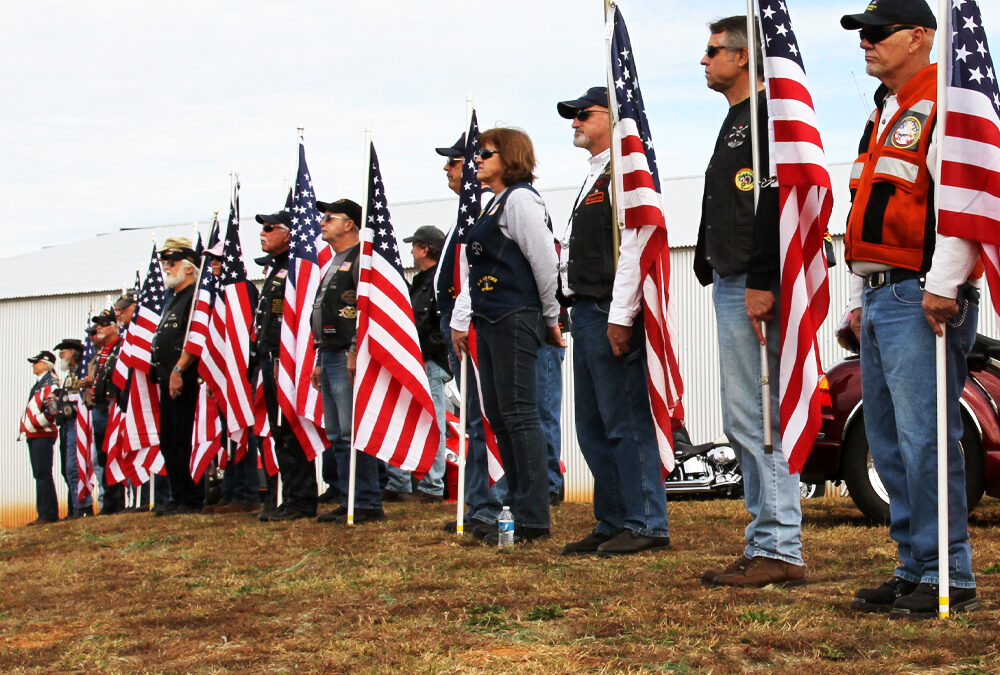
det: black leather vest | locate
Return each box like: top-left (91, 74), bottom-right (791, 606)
top-left (151, 284), bottom-right (196, 384)
top-left (254, 251), bottom-right (289, 360)
top-left (567, 163), bottom-right (615, 300)
top-left (315, 244), bottom-right (360, 352)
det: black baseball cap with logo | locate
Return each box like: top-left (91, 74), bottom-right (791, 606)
top-left (841, 0), bottom-right (937, 30)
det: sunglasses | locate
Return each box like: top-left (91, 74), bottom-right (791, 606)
top-left (261, 223), bottom-right (288, 233)
top-left (446, 157), bottom-right (463, 167)
top-left (322, 213), bottom-right (351, 223)
top-left (704, 45), bottom-right (737, 59)
top-left (859, 24), bottom-right (916, 45)
top-left (574, 109), bottom-right (606, 122)
top-left (477, 149), bottom-right (501, 160)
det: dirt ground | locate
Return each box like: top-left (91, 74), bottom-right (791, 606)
top-left (2, 495), bottom-right (999, 674)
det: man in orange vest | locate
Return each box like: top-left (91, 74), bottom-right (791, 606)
top-left (842, 0), bottom-right (982, 619)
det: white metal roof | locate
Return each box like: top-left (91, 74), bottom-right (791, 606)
top-left (0, 163), bottom-right (852, 301)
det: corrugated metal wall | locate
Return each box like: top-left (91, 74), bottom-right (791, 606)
top-left (4, 239), bottom-right (999, 525)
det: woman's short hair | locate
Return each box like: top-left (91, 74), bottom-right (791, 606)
top-left (480, 127), bottom-right (536, 186)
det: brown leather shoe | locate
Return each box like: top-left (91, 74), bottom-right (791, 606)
top-left (215, 503), bottom-right (257, 514)
top-left (701, 555), bottom-right (752, 586)
top-left (711, 556), bottom-right (806, 588)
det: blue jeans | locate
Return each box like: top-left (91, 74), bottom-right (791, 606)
top-left (476, 310), bottom-right (550, 530)
top-left (384, 360), bottom-right (452, 496)
top-left (571, 299), bottom-right (669, 537)
top-left (537, 343), bottom-right (565, 497)
top-left (860, 279), bottom-right (978, 588)
top-left (319, 348), bottom-right (381, 510)
top-left (441, 314), bottom-right (503, 524)
top-left (61, 422), bottom-right (91, 511)
top-left (713, 272), bottom-right (803, 565)
top-left (221, 435), bottom-right (260, 506)
top-left (28, 437), bottom-right (59, 520)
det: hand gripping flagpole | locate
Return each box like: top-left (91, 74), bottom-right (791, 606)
top-left (745, 3), bottom-right (773, 455)
top-left (347, 128), bottom-right (373, 527)
top-left (935, 0), bottom-right (950, 619)
top-left (455, 96), bottom-right (474, 537)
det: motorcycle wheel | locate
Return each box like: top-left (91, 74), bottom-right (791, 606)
top-left (799, 481), bottom-right (822, 499)
top-left (841, 413), bottom-right (986, 525)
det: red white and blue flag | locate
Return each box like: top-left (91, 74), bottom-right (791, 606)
top-left (756, 0), bottom-right (833, 473)
top-left (606, 4), bottom-right (685, 472)
top-left (75, 403), bottom-right (94, 503)
top-left (938, 0), bottom-right (1000, 317)
top-left (190, 383), bottom-right (224, 482)
top-left (277, 136), bottom-right (328, 460)
top-left (354, 141), bottom-right (439, 477)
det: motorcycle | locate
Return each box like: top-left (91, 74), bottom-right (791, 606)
top-left (665, 428), bottom-right (743, 499)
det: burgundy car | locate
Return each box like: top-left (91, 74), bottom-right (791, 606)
top-left (801, 332), bottom-right (1000, 523)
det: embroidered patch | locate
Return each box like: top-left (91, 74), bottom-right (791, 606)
top-left (585, 192), bottom-right (605, 205)
top-left (487, 202), bottom-right (501, 216)
top-left (726, 122), bottom-right (748, 148)
top-left (338, 306), bottom-right (357, 319)
top-left (477, 275), bottom-right (497, 292)
top-left (276, 269), bottom-right (288, 279)
top-left (338, 260), bottom-right (352, 272)
top-left (340, 290), bottom-right (356, 305)
top-left (891, 116), bottom-right (921, 149)
top-left (735, 168), bottom-right (755, 192)
top-left (470, 242), bottom-right (483, 256)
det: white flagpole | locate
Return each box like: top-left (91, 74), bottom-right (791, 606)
top-left (935, 0), bottom-right (951, 619)
top-left (348, 128), bottom-right (373, 527)
top-left (455, 97), bottom-right (474, 536)
top-left (745, 2), bottom-right (773, 455)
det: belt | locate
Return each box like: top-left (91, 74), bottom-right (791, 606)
top-left (865, 268), bottom-right (924, 290)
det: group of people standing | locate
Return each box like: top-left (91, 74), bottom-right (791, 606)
top-left (18, 0), bottom-right (983, 620)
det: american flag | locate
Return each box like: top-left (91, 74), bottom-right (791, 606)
top-left (253, 371), bottom-right (280, 476)
top-left (115, 246), bottom-right (166, 387)
top-left (190, 383), bottom-right (223, 482)
top-left (435, 111), bottom-right (504, 483)
top-left (183, 216), bottom-right (220, 359)
top-left (354, 141), bottom-right (439, 476)
top-left (75, 403), bottom-right (94, 503)
top-left (197, 183), bottom-right (256, 446)
top-left (79, 332), bottom-right (96, 378)
top-left (757, 0), bottom-right (833, 473)
top-left (277, 136), bottom-right (328, 460)
top-left (605, 4), bottom-right (685, 471)
top-left (939, 0), bottom-right (1000, 317)
top-left (19, 384), bottom-right (57, 437)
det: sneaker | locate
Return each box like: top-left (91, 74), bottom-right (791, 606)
top-left (597, 530), bottom-right (671, 557)
top-left (332, 507), bottom-right (386, 524)
top-left (317, 505), bottom-right (348, 523)
top-left (701, 555), bottom-right (752, 586)
top-left (710, 556), bottom-right (806, 588)
top-left (889, 582), bottom-right (979, 620)
top-left (851, 577), bottom-right (918, 613)
top-left (483, 526), bottom-right (550, 547)
top-left (561, 530), bottom-right (613, 556)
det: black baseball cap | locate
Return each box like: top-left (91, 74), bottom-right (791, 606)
top-left (557, 86), bottom-right (610, 119)
top-left (841, 0), bottom-right (937, 30)
top-left (28, 350), bottom-right (56, 365)
top-left (91, 307), bottom-right (116, 325)
top-left (435, 134), bottom-right (466, 158)
top-left (255, 188), bottom-right (294, 227)
top-left (315, 198), bottom-right (362, 226)
top-left (403, 225), bottom-right (446, 248)
top-left (114, 290), bottom-right (138, 310)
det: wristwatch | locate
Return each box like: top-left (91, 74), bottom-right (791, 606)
top-left (172, 366), bottom-right (182, 374)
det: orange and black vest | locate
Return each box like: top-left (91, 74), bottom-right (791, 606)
top-left (846, 65), bottom-right (939, 272)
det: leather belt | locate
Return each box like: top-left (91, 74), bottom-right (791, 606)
top-left (865, 268), bottom-right (925, 290)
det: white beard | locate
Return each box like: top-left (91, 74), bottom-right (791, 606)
top-left (164, 267), bottom-right (184, 289)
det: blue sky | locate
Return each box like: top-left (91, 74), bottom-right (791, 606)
top-left (1, 0), bottom-right (996, 257)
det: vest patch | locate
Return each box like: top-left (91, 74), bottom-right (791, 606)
top-left (340, 290), bottom-right (356, 305)
top-left (276, 269), bottom-right (288, 279)
top-left (338, 260), bottom-right (353, 272)
top-left (735, 168), bottom-right (755, 192)
top-left (726, 122), bottom-right (748, 148)
top-left (585, 192), bottom-right (605, 205)
top-left (477, 275), bottom-right (498, 292)
top-left (338, 306), bottom-right (356, 319)
top-left (891, 116), bottom-right (922, 149)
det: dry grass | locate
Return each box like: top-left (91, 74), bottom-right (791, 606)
top-left (2, 496), bottom-right (1000, 673)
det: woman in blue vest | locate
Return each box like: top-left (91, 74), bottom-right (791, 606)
top-left (450, 127), bottom-right (565, 544)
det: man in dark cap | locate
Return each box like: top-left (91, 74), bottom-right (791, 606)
top-left (555, 86), bottom-right (671, 557)
top-left (434, 134), bottom-right (503, 539)
top-left (114, 290), bottom-right (138, 328)
top-left (382, 225), bottom-right (452, 503)
top-left (151, 236), bottom-right (204, 515)
top-left (252, 200), bottom-right (318, 522)
top-left (309, 197), bottom-right (384, 524)
top-left (53, 338), bottom-right (91, 517)
top-left (840, 0), bottom-right (981, 619)
top-left (19, 351), bottom-right (60, 524)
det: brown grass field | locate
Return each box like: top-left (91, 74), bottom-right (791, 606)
top-left (2, 495), bottom-right (1000, 674)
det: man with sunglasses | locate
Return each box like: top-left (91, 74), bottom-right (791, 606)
top-left (150, 236), bottom-right (204, 515)
top-left (310, 198), bottom-right (386, 524)
top-left (253, 202), bottom-right (318, 522)
top-left (86, 308), bottom-right (126, 515)
top-left (841, 0), bottom-right (981, 619)
top-left (554, 86), bottom-right (670, 557)
top-left (695, 16), bottom-right (806, 588)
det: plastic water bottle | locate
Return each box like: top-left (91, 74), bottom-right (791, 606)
top-left (497, 506), bottom-right (514, 548)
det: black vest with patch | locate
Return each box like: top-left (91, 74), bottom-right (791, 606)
top-left (315, 244), bottom-right (360, 352)
top-left (151, 284), bottom-right (197, 384)
top-left (567, 163), bottom-right (616, 300)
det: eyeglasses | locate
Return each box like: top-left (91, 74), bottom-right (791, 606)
top-left (261, 224), bottom-right (288, 233)
top-left (446, 157), bottom-right (463, 167)
top-left (477, 149), bottom-right (501, 160)
top-left (322, 213), bottom-right (351, 223)
top-left (704, 45), bottom-right (736, 58)
top-left (574, 109), bottom-right (605, 122)
top-left (159, 258), bottom-right (179, 267)
top-left (859, 24), bottom-right (916, 45)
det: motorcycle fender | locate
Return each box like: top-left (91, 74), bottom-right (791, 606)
top-left (963, 373), bottom-right (1000, 498)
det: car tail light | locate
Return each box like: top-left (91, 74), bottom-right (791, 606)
top-left (818, 375), bottom-right (832, 412)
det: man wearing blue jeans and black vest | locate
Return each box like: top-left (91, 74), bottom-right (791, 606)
top-left (555, 86), bottom-right (670, 557)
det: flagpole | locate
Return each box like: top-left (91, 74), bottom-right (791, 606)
top-left (745, 2), bottom-right (773, 455)
top-left (935, 0), bottom-right (951, 620)
top-left (454, 98), bottom-right (475, 537)
top-left (605, 1), bottom-right (621, 269)
top-left (347, 128), bottom-right (373, 527)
